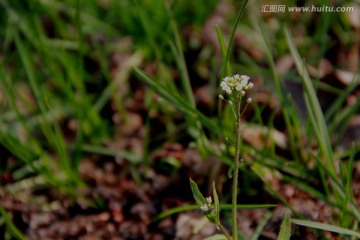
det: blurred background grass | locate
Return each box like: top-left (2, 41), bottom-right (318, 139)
top-left (0, 0), bottom-right (360, 239)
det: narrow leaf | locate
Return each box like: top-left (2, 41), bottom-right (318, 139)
top-left (285, 26), bottom-right (334, 172)
top-left (134, 68), bottom-right (219, 133)
top-left (189, 178), bottom-right (207, 207)
top-left (277, 214), bottom-right (291, 240)
top-left (152, 204), bottom-right (276, 222)
top-left (292, 219), bottom-right (360, 238)
top-left (215, 26), bottom-right (231, 75)
top-left (212, 181), bottom-right (220, 226)
top-left (221, 0), bottom-right (249, 80)
top-left (203, 234), bottom-right (228, 240)
top-left (0, 205), bottom-right (26, 240)
top-left (251, 212), bottom-right (273, 240)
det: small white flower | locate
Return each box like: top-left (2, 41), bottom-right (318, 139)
top-left (247, 98), bottom-right (252, 103)
top-left (228, 100), bottom-right (233, 105)
top-left (219, 95), bottom-right (224, 100)
top-left (220, 81), bottom-right (227, 90)
top-left (235, 84), bottom-right (243, 91)
top-left (200, 203), bottom-right (213, 215)
top-left (200, 204), bottom-right (209, 212)
top-left (206, 197), bottom-right (212, 204)
top-left (241, 77), bottom-right (249, 85)
top-left (241, 75), bottom-right (250, 82)
top-left (220, 81), bottom-right (232, 94)
top-left (220, 74), bottom-right (253, 95)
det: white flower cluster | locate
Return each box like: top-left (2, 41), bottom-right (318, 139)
top-left (220, 74), bottom-right (253, 95)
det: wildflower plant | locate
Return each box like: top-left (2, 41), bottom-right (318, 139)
top-left (190, 74), bottom-right (253, 240)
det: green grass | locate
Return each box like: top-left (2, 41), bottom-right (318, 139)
top-left (0, 0), bottom-right (359, 239)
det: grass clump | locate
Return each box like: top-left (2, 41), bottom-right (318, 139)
top-left (0, 0), bottom-right (360, 239)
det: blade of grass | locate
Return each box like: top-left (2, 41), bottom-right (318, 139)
top-left (0, 68), bottom-right (39, 151)
top-left (134, 0), bottom-right (162, 60)
top-left (215, 25), bottom-right (231, 76)
top-left (14, 30), bottom-right (78, 192)
top-left (284, 28), bottom-right (360, 221)
top-left (134, 68), bottom-right (219, 134)
top-left (203, 234), bottom-right (227, 240)
top-left (167, 10), bottom-right (195, 107)
top-left (0, 132), bottom-right (38, 169)
top-left (250, 212), bottom-right (273, 240)
top-left (94, 50), bottom-right (143, 114)
top-left (291, 219), bottom-right (360, 238)
top-left (67, 143), bottom-right (142, 164)
top-left (340, 143), bottom-right (356, 228)
top-left (220, 0), bottom-right (249, 80)
top-left (72, 0), bottom-right (85, 173)
top-left (44, 95), bottom-right (78, 188)
top-left (166, 5), bottom-right (210, 155)
top-left (259, 22), bottom-right (300, 162)
top-left (251, 99), bottom-right (266, 126)
top-left (277, 214), bottom-right (291, 240)
top-left (282, 175), bottom-right (325, 201)
top-left (331, 98), bottom-right (360, 146)
top-left (303, 93), bottom-right (331, 198)
top-left (212, 181), bottom-right (220, 226)
top-left (39, 0), bottom-right (117, 36)
top-left (152, 204), bottom-right (276, 222)
top-left (14, 31), bottom-right (61, 150)
top-left (284, 26), bottom-right (334, 172)
top-left (252, 163), bottom-right (304, 221)
top-left (286, 93), bottom-right (307, 162)
top-left (248, 146), bottom-right (311, 179)
top-left (345, 144), bottom-right (355, 205)
top-left (312, 152), bottom-right (360, 220)
top-left (336, 144), bottom-right (360, 160)
top-left (0, 206), bottom-right (26, 240)
top-left (325, 75), bottom-right (359, 121)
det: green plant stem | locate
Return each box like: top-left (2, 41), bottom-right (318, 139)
top-left (232, 99), bottom-right (242, 240)
top-left (218, 223), bottom-right (232, 240)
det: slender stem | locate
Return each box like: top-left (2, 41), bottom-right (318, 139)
top-left (218, 223), bottom-right (232, 240)
top-left (232, 99), bottom-right (242, 240)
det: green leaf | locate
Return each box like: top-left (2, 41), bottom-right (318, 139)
top-left (0, 205), bottom-right (26, 240)
top-left (189, 178), bottom-right (207, 207)
top-left (212, 181), bottom-right (220, 226)
top-left (220, 0), bottom-right (249, 80)
top-left (325, 77), bottom-right (359, 121)
top-left (134, 68), bottom-right (219, 134)
top-left (215, 26), bottom-right (231, 76)
top-left (250, 212), bottom-right (273, 240)
top-left (292, 219), bottom-right (360, 238)
top-left (203, 234), bottom-right (228, 240)
top-left (284, 26), bottom-right (334, 172)
top-left (259, 22), bottom-right (300, 162)
top-left (277, 214), bottom-right (291, 240)
top-left (152, 203), bottom-right (276, 222)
